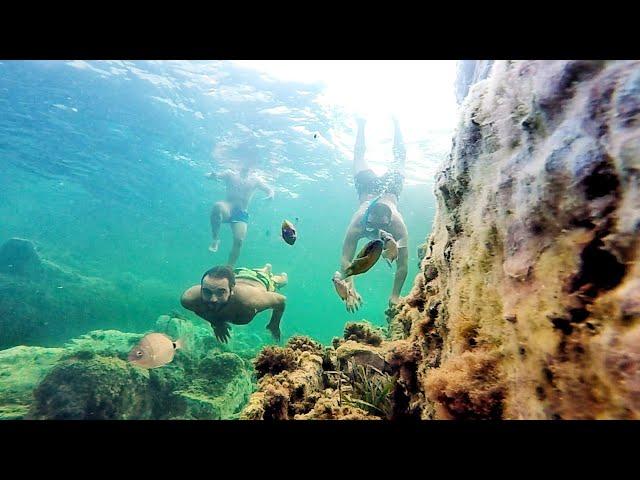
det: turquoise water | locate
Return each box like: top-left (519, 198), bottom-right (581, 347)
top-left (0, 60), bottom-right (449, 347)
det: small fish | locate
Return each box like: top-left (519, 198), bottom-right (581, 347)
top-left (332, 271), bottom-right (352, 301)
top-left (265, 229), bottom-right (271, 237)
top-left (281, 219), bottom-right (297, 245)
top-left (128, 332), bottom-right (185, 369)
top-left (344, 239), bottom-right (384, 277)
top-left (313, 134), bottom-right (317, 139)
top-left (379, 229), bottom-right (399, 267)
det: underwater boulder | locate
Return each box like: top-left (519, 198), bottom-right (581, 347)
top-left (154, 314), bottom-right (218, 360)
top-left (0, 238), bottom-right (42, 276)
top-left (0, 345), bottom-right (65, 419)
top-left (28, 355), bottom-right (153, 420)
top-left (64, 329), bottom-right (144, 360)
top-left (160, 352), bottom-right (253, 420)
top-left (335, 340), bottom-right (386, 373)
top-left (241, 344), bottom-right (324, 420)
top-left (342, 321), bottom-right (385, 347)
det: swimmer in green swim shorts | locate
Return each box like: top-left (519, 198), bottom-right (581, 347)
top-left (181, 263), bottom-right (288, 343)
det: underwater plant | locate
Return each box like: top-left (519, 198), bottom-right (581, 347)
top-left (341, 360), bottom-right (396, 419)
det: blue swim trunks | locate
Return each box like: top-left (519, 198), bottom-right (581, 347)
top-left (224, 206), bottom-right (249, 224)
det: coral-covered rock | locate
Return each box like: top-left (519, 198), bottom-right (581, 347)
top-left (241, 343), bottom-right (324, 420)
top-left (0, 323), bottom-right (254, 420)
top-left (342, 321), bottom-right (384, 346)
top-left (253, 346), bottom-right (298, 378)
top-left (390, 60), bottom-right (640, 419)
top-left (294, 390), bottom-right (376, 420)
top-left (335, 340), bottom-right (386, 372)
top-left (28, 356), bottom-right (153, 420)
top-left (64, 330), bottom-right (144, 360)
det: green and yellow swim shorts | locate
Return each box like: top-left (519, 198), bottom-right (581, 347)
top-left (233, 267), bottom-right (278, 292)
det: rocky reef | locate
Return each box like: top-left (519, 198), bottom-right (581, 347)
top-left (240, 323), bottom-right (407, 420)
top-left (0, 237), bottom-right (176, 349)
top-left (0, 315), bottom-right (255, 419)
top-left (396, 60), bottom-right (640, 419)
top-left (240, 60), bottom-right (639, 420)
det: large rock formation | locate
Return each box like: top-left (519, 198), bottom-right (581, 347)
top-left (455, 60), bottom-right (494, 104)
top-left (0, 315), bottom-right (255, 419)
top-left (395, 60), bottom-right (640, 419)
top-left (0, 237), bottom-right (175, 349)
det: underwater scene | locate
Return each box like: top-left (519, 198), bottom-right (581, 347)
top-left (1, 60), bottom-right (639, 420)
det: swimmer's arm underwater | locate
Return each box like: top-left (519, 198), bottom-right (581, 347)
top-left (256, 177), bottom-right (275, 200)
top-left (340, 221), bottom-right (363, 312)
top-left (340, 224), bottom-right (360, 281)
top-left (204, 169), bottom-right (233, 181)
top-left (252, 291), bottom-right (286, 342)
top-left (212, 320), bottom-right (231, 344)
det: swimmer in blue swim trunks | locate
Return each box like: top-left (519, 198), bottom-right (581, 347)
top-left (205, 157), bottom-right (275, 267)
top-left (338, 117), bottom-right (410, 311)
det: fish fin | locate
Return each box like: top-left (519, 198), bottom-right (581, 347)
top-left (174, 329), bottom-right (194, 353)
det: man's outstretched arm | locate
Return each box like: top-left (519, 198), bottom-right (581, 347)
top-left (257, 178), bottom-right (275, 200)
top-left (205, 169), bottom-right (233, 181)
top-left (340, 221), bottom-right (363, 312)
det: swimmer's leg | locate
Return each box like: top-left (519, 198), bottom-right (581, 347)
top-left (227, 221), bottom-right (247, 267)
top-left (391, 116), bottom-right (406, 175)
top-left (353, 118), bottom-right (368, 176)
top-left (210, 201), bottom-right (231, 252)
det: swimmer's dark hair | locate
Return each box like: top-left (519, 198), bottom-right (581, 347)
top-left (201, 265), bottom-right (236, 288)
top-left (370, 202), bottom-right (392, 218)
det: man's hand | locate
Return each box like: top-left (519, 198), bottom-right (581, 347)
top-left (213, 322), bottom-right (231, 344)
top-left (345, 288), bottom-right (362, 313)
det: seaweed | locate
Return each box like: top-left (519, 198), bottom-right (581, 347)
top-left (342, 360), bottom-right (396, 419)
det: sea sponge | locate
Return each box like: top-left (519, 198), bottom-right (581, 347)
top-left (286, 335), bottom-right (323, 355)
top-left (343, 321), bottom-right (384, 346)
top-left (253, 346), bottom-right (298, 379)
top-left (424, 350), bottom-right (505, 420)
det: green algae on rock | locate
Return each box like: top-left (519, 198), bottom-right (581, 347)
top-left (0, 345), bottom-right (65, 419)
top-left (389, 60), bottom-right (640, 419)
top-left (28, 356), bottom-right (152, 420)
top-left (0, 316), bottom-right (255, 420)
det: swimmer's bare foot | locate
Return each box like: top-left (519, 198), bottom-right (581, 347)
top-left (267, 322), bottom-right (281, 343)
top-left (209, 240), bottom-right (220, 252)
